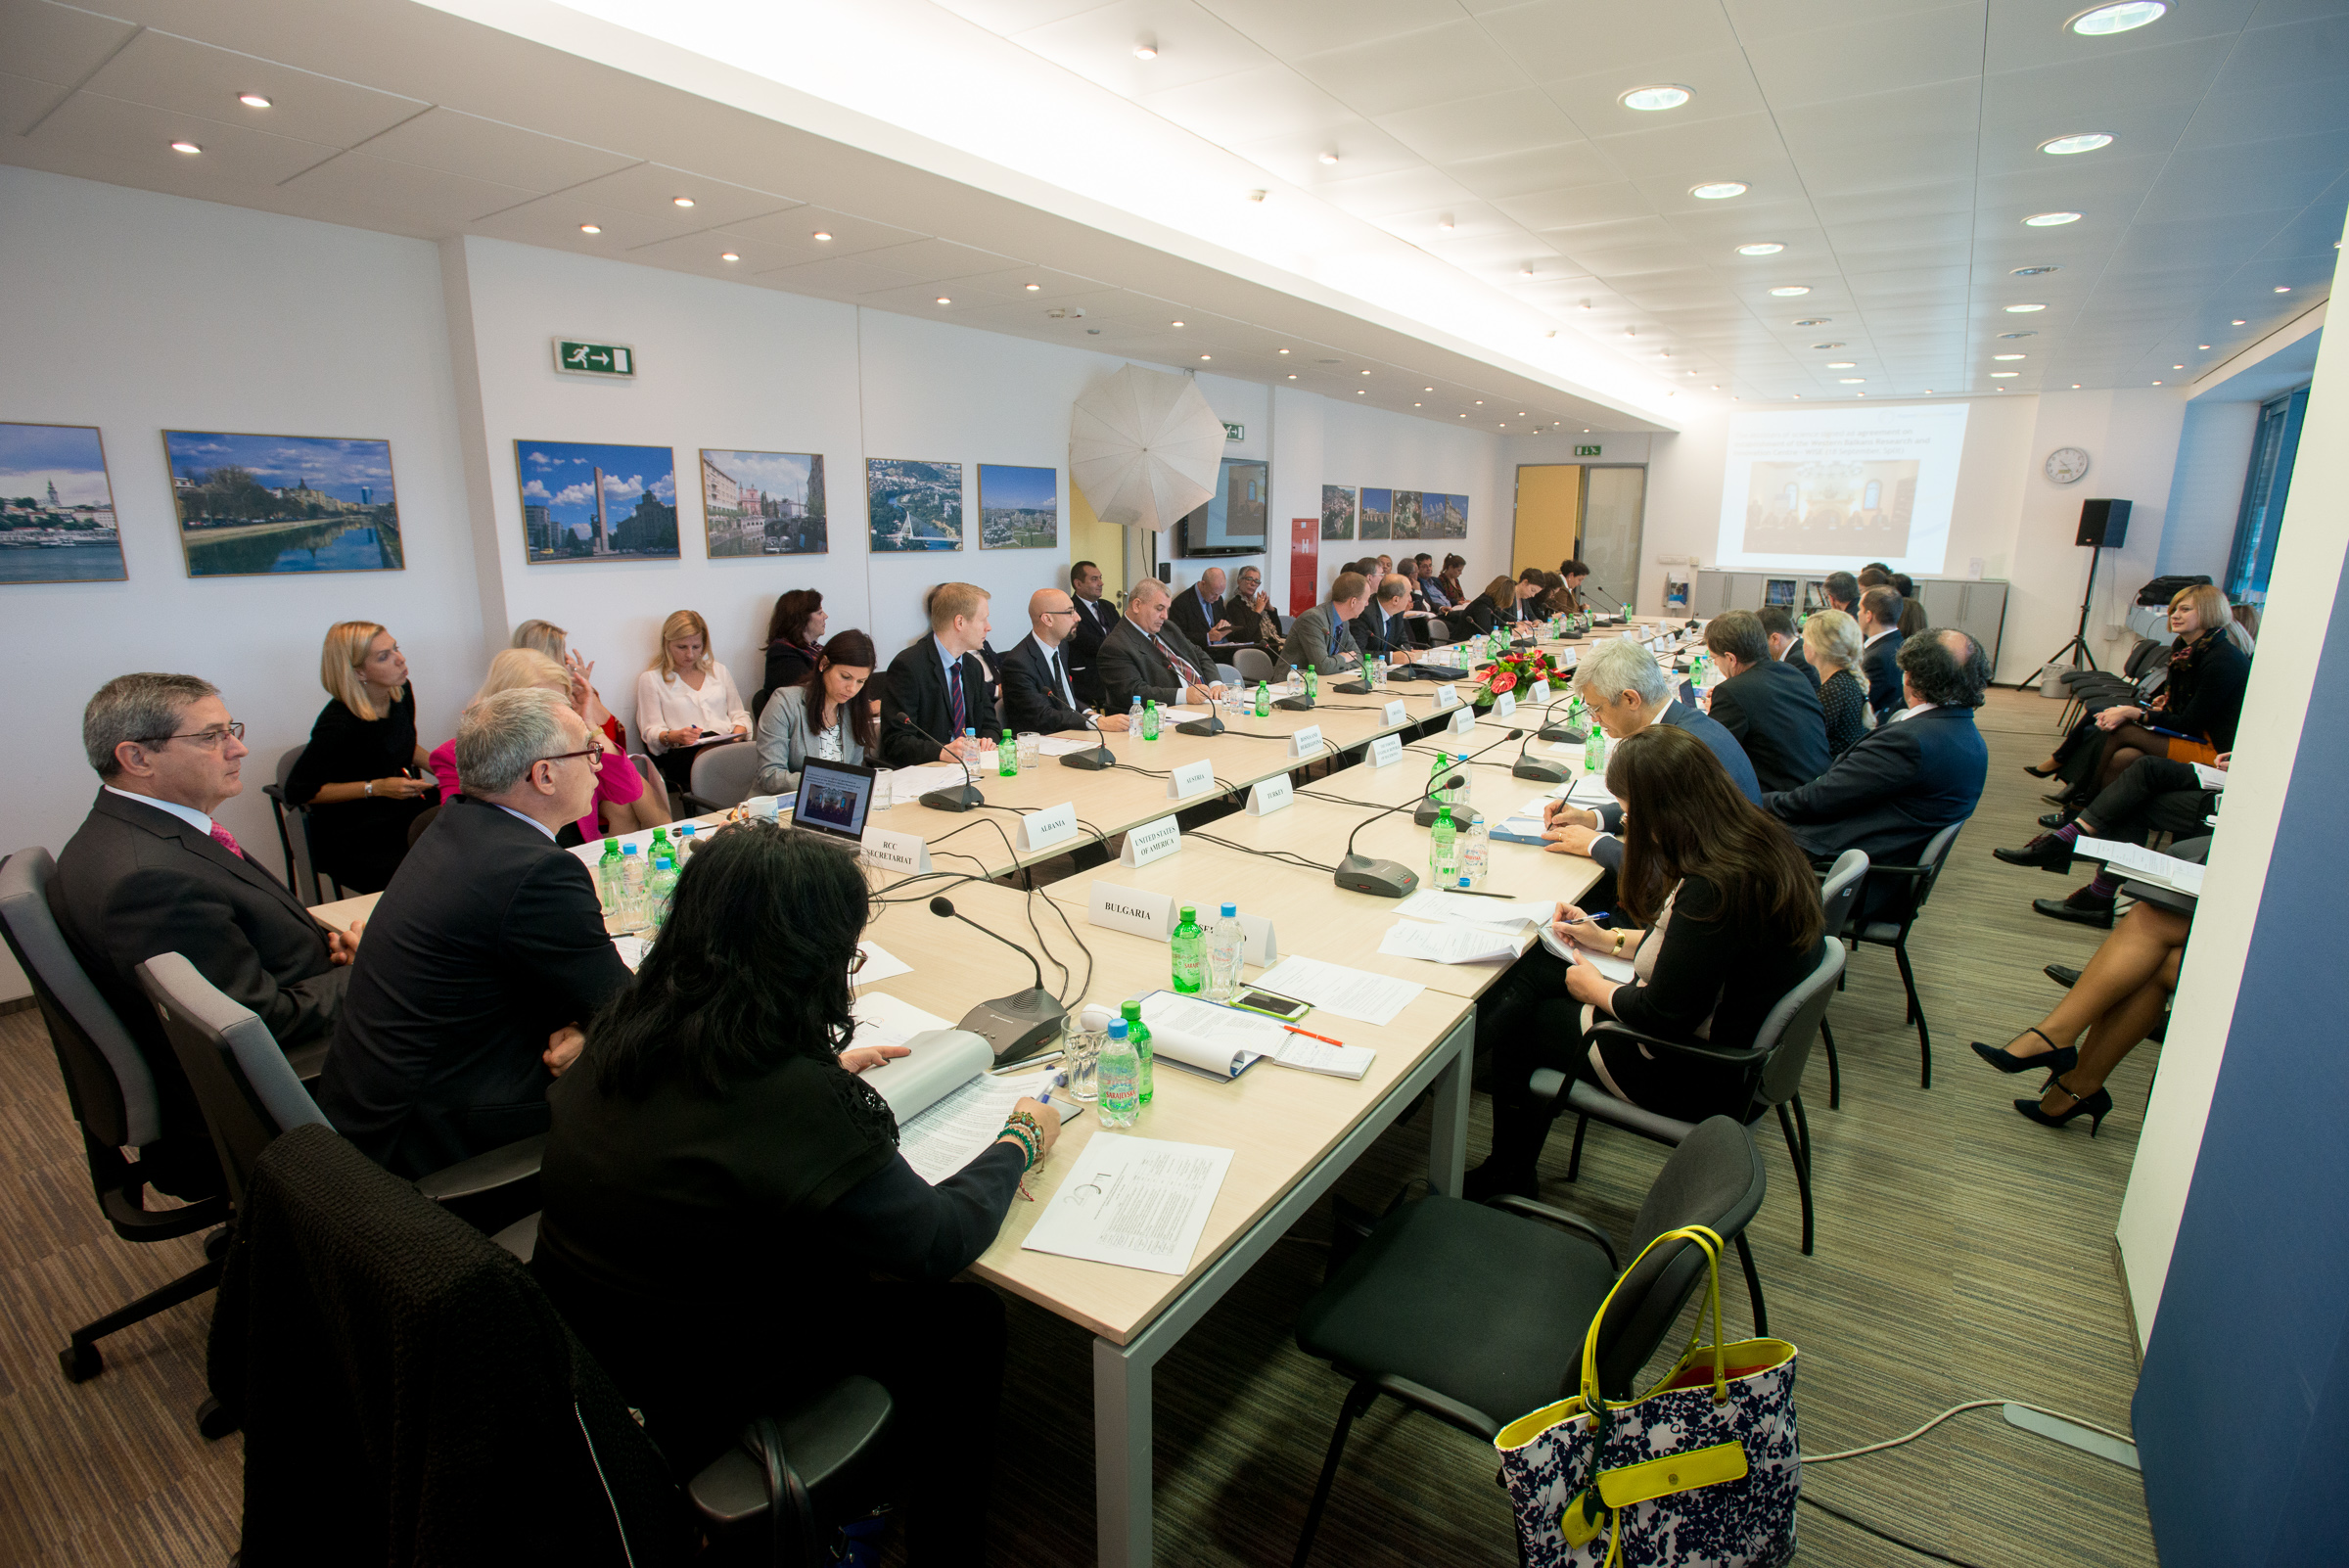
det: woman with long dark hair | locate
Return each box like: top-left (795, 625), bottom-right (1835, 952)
top-left (1466, 724), bottom-right (1825, 1199)
top-left (761, 587), bottom-right (829, 695)
top-left (754, 628), bottom-right (881, 794)
top-left (532, 822), bottom-right (1056, 1565)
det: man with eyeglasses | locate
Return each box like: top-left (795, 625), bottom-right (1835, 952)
top-left (317, 687), bottom-right (632, 1178)
top-left (1002, 588), bottom-right (1131, 736)
top-left (52, 672), bottom-right (357, 1198)
top-left (1220, 563), bottom-right (1286, 658)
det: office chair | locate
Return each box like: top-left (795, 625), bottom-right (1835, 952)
top-left (1233, 647), bottom-right (1276, 684)
top-left (686, 740), bottom-right (762, 813)
top-left (1814, 849), bottom-right (1870, 1110)
top-left (262, 744), bottom-right (343, 905)
top-left (1854, 821), bottom-right (1966, 1087)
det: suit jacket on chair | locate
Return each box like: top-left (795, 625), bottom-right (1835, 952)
top-left (877, 639), bottom-right (1001, 765)
top-left (1066, 596), bottom-right (1121, 706)
top-left (1000, 633), bottom-right (1098, 734)
top-left (1764, 704), bottom-right (1987, 867)
top-left (1098, 618), bottom-right (1218, 710)
top-left (315, 798), bottom-right (632, 1178)
top-left (1705, 659), bottom-right (1833, 794)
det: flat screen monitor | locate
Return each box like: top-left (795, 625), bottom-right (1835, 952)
top-left (1764, 578), bottom-right (1797, 608)
top-left (1175, 457), bottom-right (1268, 558)
top-left (791, 757), bottom-right (879, 845)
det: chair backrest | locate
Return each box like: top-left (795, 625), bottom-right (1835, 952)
top-left (0, 848), bottom-right (161, 1148)
top-left (266, 744), bottom-right (327, 905)
top-left (1818, 849), bottom-right (1869, 941)
top-left (686, 740), bottom-right (761, 811)
top-left (1425, 617), bottom-right (1450, 644)
top-left (1233, 647), bottom-right (1276, 684)
top-left (2125, 636), bottom-right (2168, 679)
top-left (1753, 941), bottom-right (1848, 1108)
top-left (630, 753), bottom-right (672, 821)
top-left (135, 951), bottom-right (327, 1211)
top-left (405, 803), bottom-right (443, 850)
top-left (1909, 820), bottom-right (1964, 913)
top-left (1589, 1117), bottom-right (1767, 1398)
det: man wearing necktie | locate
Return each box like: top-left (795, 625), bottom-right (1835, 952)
top-left (1279, 570), bottom-right (1371, 678)
top-left (1003, 588), bottom-right (1135, 734)
top-left (1064, 559), bottom-right (1121, 706)
top-left (1097, 578), bottom-right (1227, 711)
top-left (878, 582), bottom-right (999, 765)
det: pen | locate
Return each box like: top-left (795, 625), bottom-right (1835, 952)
top-left (990, 1049), bottom-right (1064, 1075)
top-left (1444, 886), bottom-right (1515, 899)
top-left (1282, 1024), bottom-right (1345, 1046)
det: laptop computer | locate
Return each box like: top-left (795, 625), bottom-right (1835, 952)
top-left (790, 757), bottom-right (881, 847)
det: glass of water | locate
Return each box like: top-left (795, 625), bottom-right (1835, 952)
top-left (1066, 1005), bottom-right (1110, 1101)
top-left (870, 768), bottom-right (895, 809)
top-left (1016, 732), bottom-right (1041, 772)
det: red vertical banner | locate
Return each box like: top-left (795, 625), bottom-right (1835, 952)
top-left (1289, 517), bottom-right (1319, 617)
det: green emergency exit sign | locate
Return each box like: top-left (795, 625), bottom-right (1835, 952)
top-left (1222, 422), bottom-right (1245, 441)
top-left (554, 339), bottom-right (635, 378)
top-left (1575, 443), bottom-right (1601, 456)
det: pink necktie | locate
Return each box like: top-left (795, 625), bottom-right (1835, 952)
top-left (209, 822), bottom-right (245, 861)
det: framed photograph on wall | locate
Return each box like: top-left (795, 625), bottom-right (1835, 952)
top-left (515, 439), bottom-right (679, 563)
top-left (164, 431), bottom-right (403, 577)
top-left (1426, 492), bottom-right (1467, 538)
top-left (1358, 486), bottom-right (1392, 540)
top-left (1, 422), bottom-right (125, 584)
top-left (702, 449), bottom-right (825, 557)
top-left (978, 464), bottom-right (1058, 549)
top-left (1320, 484), bottom-right (1355, 540)
top-left (867, 458), bottom-right (963, 551)
top-left (1391, 489), bottom-right (1423, 539)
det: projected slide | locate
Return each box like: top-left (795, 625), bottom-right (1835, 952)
top-left (1714, 405), bottom-right (1969, 576)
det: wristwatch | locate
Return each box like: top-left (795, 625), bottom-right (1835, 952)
top-left (364, 779), bottom-right (375, 798)
top-left (1611, 929), bottom-right (1627, 956)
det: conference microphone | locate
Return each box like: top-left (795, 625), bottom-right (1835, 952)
top-left (1175, 692), bottom-right (1226, 736)
top-left (1512, 704), bottom-right (1574, 783)
top-left (929, 897), bottom-right (1067, 1062)
top-left (1333, 733), bottom-right (1516, 898)
top-left (1410, 727), bottom-right (1517, 826)
top-left (1538, 688), bottom-right (1588, 746)
top-left (890, 713), bottom-right (984, 811)
top-left (1585, 581), bottom-right (1629, 622)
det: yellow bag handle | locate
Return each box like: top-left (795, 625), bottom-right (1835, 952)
top-left (1577, 1224), bottom-right (1728, 1413)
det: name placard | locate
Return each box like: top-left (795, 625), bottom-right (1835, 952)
top-left (1239, 911), bottom-right (1278, 966)
top-left (1246, 773), bottom-right (1294, 815)
top-left (1433, 683), bottom-right (1460, 710)
top-left (1449, 706), bottom-right (1478, 736)
top-left (1494, 691), bottom-right (1517, 718)
top-left (1121, 814), bottom-right (1182, 867)
top-left (1528, 679), bottom-right (1550, 705)
top-left (1288, 723), bottom-right (1323, 760)
top-left (1089, 881), bottom-right (1176, 943)
top-left (1369, 733), bottom-right (1404, 768)
top-left (860, 826), bottom-right (932, 875)
top-left (1167, 758), bottom-right (1217, 800)
top-left (1016, 801), bottom-right (1080, 853)
top-left (1382, 699), bottom-right (1408, 727)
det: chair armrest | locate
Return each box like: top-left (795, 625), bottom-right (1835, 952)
top-left (414, 1133), bottom-right (543, 1232)
top-left (1483, 1194), bottom-right (1618, 1270)
top-left (1861, 861), bottom-right (1930, 883)
top-left (1587, 1020), bottom-right (1767, 1069)
top-left (1368, 1372), bottom-right (1504, 1443)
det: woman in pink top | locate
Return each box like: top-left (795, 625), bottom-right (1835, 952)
top-left (429, 649), bottom-right (669, 841)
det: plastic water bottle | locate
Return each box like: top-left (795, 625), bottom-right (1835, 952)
top-left (1098, 1020), bottom-right (1140, 1128)
top-left (1128, 695), bottom-right (1144, 741)
top-left (1255, 680), bottom-right (1270, 717)
top-left (1171, 904), bottom-right (1205, 993)
top-left (1586, 724), bottom-right (1608, 774)
top-left (1304, 665), bottom-right (1319, 704)
top-left (644, 851), bottom-right (679, 932)
top-left (999, 727), bottom-right (1018, 777)
top-left (1461, 814), bottom-right (1490, 890)
top-left (1208, 902), bottom-right (1245, 1002)
top-left (596, 838), bottom-right (623, 919)
top-left (675, 822), bottom-right (699, 859)
top-left (1430, 804), bottom-right (1460, 886)
top-left (1141, 700), bottom-right (1161, 740)
top-left (618, 843), bottom-right (647, 926)
top-left (649, 825), bottom-right (672, 863)
top-left (1122, 997), bottom-right (1155, 1107)
top-left (1370, 654), bottom-right (1387, 689)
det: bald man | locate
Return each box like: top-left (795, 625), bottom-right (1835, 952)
top-left (1002, 587), bottom-right (1131, 734)
top-left (1169, 567), bottom-right (1232, 651)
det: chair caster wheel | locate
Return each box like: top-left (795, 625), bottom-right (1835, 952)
top-left (198, 1396), bottom-right (241, 1441)
top-left (204, 1226), bottom-right (233, 1262)
top-left (60, 1341), bottom-right (102, 1383)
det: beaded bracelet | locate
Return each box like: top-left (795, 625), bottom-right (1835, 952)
top-left (1000, 1124), bottom-right (1038, 1166)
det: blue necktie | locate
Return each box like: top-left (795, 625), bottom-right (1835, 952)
top-left (1327, 615), bottom-right (1340, 656)
top-left (947, 661), bottom-right (964, 734)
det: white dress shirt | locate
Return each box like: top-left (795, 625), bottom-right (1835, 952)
top-left (104, 784), bottom-right (212, 835)
top-left (635, 662), bottom-right (752, 753)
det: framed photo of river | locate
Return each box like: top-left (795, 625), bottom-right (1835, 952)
top-left (1, 423), bottom-right (125, 584)
top-left (164, 431), bottom-right (403, 577)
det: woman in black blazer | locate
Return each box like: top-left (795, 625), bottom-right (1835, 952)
top-left (285, 620), bottom-right (439, 892)
top-left (533, 823), bottom-right (1057, 1564)
top-left (1466, 725), bottom-right (1824, 1200)
top-left (759, 588), bottom-right (829, 708)
top-left (2043, 584), bottom-right (2250, 809)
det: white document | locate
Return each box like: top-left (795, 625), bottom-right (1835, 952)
top-left (849, 991), bottom-right (956, 1051)
top-left (1022, 1134), bottom-right (1233, 1275)
top-left (1038, 736), bottom-right (1101, 757)
top-left (896, 1067), bottom-right (1074, 1185)
top-left (1395, 889), bottom-right (1555, 928)
top-left (888, 762), bottom-right (972, 799)
top-left (2190, 762), bottom-right (2229, 791)
top-left (853, 941), bottom-right (911, 984)
top-left (1583, 949), bottom-right (1637, 984)
top-left (2075, 837), bottom-right (2205, 897)
top-left (1254, 954), bottom-right (1423, 1026)
top-left (1136, 991), bottom-right (1285, 1078)
top-left (611, 935), bottom-right (647, 971)
top-left (1556, 773), bottom-right (1615, 807)
top-left (1159, 706), bottom-right (1209, 719)
top-left (1378, 919), bottom-right (1527, 965)
top-left (1270, 1035), bottom-right (1376, 1079)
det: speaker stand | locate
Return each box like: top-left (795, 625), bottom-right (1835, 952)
top-left (2009, 542), bottom-right (2104, 690)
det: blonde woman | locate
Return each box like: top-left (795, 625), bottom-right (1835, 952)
top-left (1801, 609), bottom-right (1869, 757)
top-left (634, 609), bottom-right (751, 793)
top-left (427, 649), bottom-right (668, 841)
top-left (286, 621), bottom-right (439, 892)
top-left (513, 618), bottom-right (624, 752)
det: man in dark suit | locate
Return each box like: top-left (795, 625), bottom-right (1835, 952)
top-left (1700, 610), bottom-right (1831, 793)
top-left (1759, 605), bottom-right (1820, 691)
top-left (878, 582), bottom-right (998, 765)
top-left (317, 688), bottom-right (631, 1178)
top-left (51, 672), bottom-right (356, 1197)
top-left (1352, 574), bottom-right (1427, 659)
top-left (1543, 639), bottom-right (1760, 875)
top-left (1857, 585), bottom-right (1907, 722)
top-left (1002, 588), bottom-right (1132, 735)
top-left (1281, 572), bottom-right (1371, 678)
top-left (1168, 567), bottom-right (1232, 652)
top-left (1065, 560), bottom-right (1120, 706)
top-left (1767, 630), bottom-right (1990, 887)
top-left (1098, 578), bottom-right (1227, 710)
top-left (1821, 570), bottom-right (1859, 617)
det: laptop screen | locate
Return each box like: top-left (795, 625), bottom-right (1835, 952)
top-left (791, 758), bottom-right (879, 843)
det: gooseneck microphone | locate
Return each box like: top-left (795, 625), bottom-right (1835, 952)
top-left (890, 712), bottom-right (984, 810)
top-left (1333, 731), bottom-right (1518, 898)
top-left (1584, 581), bottom-right (1629, 623)
top-left (1512, 705), bottom-right (1573, 784)
top-left (1410, 727), bottom-right (1516, 826)
top-left (929, 896), bottom-right (1066, 1062)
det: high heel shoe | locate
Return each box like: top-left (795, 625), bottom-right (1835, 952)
top-left (2014, 1075), bottom-right (2111, 1136)
top-left (1971, 1027), bottom-right (2078, 1076)
top-left (2022, 761), bottom-right (2059, 778)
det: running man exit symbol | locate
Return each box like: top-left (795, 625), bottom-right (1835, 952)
top-left (553, 340), bottom-right (635, 378)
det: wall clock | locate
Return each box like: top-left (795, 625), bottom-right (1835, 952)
top-left (2045, 446), bottom-right (2092, 484)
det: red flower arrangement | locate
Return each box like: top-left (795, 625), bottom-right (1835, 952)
top-left (1473, 645), bottom-right (1561, 707)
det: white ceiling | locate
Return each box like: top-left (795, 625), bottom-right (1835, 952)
top-left (3, 0), bottom-right (2342, 431)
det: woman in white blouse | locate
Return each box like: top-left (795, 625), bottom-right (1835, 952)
top-left (634, 609), bottom-right (751, 793)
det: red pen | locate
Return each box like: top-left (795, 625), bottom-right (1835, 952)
top-left (1283, 1024), bottom-right (1345, 1046)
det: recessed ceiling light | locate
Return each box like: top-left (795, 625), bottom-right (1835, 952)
top-left (1737, 243), bottom-right (1785, 255)
top-left (2012, 265), bottom-right (2062, 276)
top-left (579, 223), bottom-right (600, 233)
top-left (1770, 286), bottom-right (1812, 297)
top-left (1518, 411), bottom-right (1527, 416)
top-left (1278, 348), bottom-right (1290, 354)
top-left (2153, 380), bottom-right (2163, 385)
top-left (1360, 369), bottom-right (1371, 375)
top-left (1359, 390), bottom-right (1367, 394)
top-left (1690, 181), bottom-right (1748, 200)
top-left (238, 93), bottom-right (271, 109)
top-left (2198, 344), bottom-right (2210, 349)
top-left (2069, 1), bottom-right (2166, 36)
top-left (1826, 361), bottom-right (1857, 368)
top-left (1711, 385), bottom-right (1720, 391)
top-left (2173, 364), bottom-right (2185, 369)
top-left (2024, 211), bottom-right (2082, 226)
top-left (812, 230), bottom-right (833, 241)
top-left (2005, 302), bottom-right (2048, 312)
top-left (1811, 342), bottom-right (1845, 349)
top-left (1436, 217), bottom-right (1455, 234)
top-left (935, 296), bottom-right (951, 304)
top-left (170, 140), bottom-right (202, 154)
top-left (1794, 318), bottom-right (1830, 328)
top-left (1999, 331), bottom-right (2037, 339)
top-left (2275, 285), bottom-right (2292, 293)
top-left (1992, 371), bottom-right (2019, 378)
top-left (1518, 267), bottom-right (1536, 278)
top-left (1132, 40), bottom-right (1157, 59)
top-left (1474, 400), bottom-right (1484, 404)
top-left (2073, 383), bottom-right (2083, 389)
top-left (1413, 401), bottom-right (1421, 406)
top-left (2232, 318), bottom-right (2246, 325)
top-left (672, 196), bottom-right (695, 208)
top-left (1792, 392), bottom-right (1802, 398)
top-left (1423, 386), bottom-right (1433, 391)
top-left (1620, 85), bottom-right (1692, 112)
top-left (720, 252), bottom-right (739, 261)
top-left (1171, 320), bottom-right (1185, 327)
top-left (2040, 133), bottom-right (2114, 155)
top-left (1025, 283), bottom-right (1041, 291)
top-left (1623, 329), bottom-right (1637, 339)
top-left (1318, 151), bottom-right (1339, 165)
top-left (1839, 378), bottom-right (1865, 384)
top-left (1288, 374), bottom-right (1297, 379)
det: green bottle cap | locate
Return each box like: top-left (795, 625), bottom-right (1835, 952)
top-left (1122, 998), bottom-right (1142, 1019)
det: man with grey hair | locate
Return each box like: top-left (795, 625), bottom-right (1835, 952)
top-left (1098, 577), bottom-right (1226, 710)
top-left (1542, 638), bottom-right (1760, 872)
top-left (52, 671), bottom-right (357, 1197)
top-left (317, 687), bottom-right (631, 1178)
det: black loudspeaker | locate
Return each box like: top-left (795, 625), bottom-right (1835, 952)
top-left (2077, 498), bottom-right (2131, 548)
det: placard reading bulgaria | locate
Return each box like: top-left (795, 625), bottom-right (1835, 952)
top-left (1713, 404), bottom-right (1969, 576)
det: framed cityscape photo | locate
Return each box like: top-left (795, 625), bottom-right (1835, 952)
top-left (1, 422), bottom-right (124, 583)
top-left (702, 449), bottom-right (826, 557)
top-left (1426, 492), bottom-right (1468, 538)
top-left (164, 430), bottom-right (402, 576)
top-left (1320, 484), bottom-right (1355, 540)
top-left (1358, 486), bottom-right (1392, 540)
top-left (867, 458), bottom-right (963, 551)
top-left (1391, 489), bottom-right (1423, 539)
top-left (978, 463), bottom-right (1058, 549)
top-left (515, 439), bottom-right (679, 563)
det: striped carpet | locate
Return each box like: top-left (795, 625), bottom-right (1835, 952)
top-left (0, 688), bottom-right (2156, 1566)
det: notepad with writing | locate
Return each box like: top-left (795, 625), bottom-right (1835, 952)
top-left (853, 995), bottom-right (1079, 1183)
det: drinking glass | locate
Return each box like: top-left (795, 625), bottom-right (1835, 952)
top-left (1016, 732), bottom-right (1041, 771)
top-left (870, 768), bottom-right (895, 809)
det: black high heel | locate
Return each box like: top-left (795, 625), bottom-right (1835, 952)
top-left (1972, 1027), bottom-right (2078, 1076)
top-left (2015, 1074), bottom-right (2111, 1135)
top-left (2023, 761), bottom-right (2059, 778)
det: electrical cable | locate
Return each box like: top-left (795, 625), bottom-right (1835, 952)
top-left (1188, 831), bottom-right (1335, 874)
top-left (1796, 1495), bottom-right (1993, 1568)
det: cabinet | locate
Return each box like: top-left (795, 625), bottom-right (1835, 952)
top-left (1692, 570), bottom-right (2007, 668)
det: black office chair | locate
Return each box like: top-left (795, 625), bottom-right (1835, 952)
top-left (1287, 1118), bottom-right (1766, 1568)
top-left (0, 849), bottom-right (229, 1386)
top-left (1853, 820), bottom-right (1966, 1088)
top-left (262, 743), bottom-right (344, 905)
top-left (404, 803), bottom-right (443, 850)
top-left (1814, 849), bottom-right (1870, 1110)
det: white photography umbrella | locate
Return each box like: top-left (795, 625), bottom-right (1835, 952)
top-left (1069, 365), bottom-right (1226, 530)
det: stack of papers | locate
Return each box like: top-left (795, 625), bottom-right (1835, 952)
top-left (1395, 888), bottom-right (1555, 927)
top-left (898, 1065), bottom-right (1068, 1183)
top-left (1379, 921), bottom-right (1527, 965)
top-left (2190, 762), bottom-right (2229, 791)
top-left (853, 942), bottom-right (912, 983)
top-left (1255, 954), bottom-right (1423, 1026)
top-left (2075, 837), bottom-right (2204, 898)
top-left (1023, 1134), bottom-right (1233, 1275)
top-left (887, 762), bottom-right (973, 800)
top-left (1038, 736), bottom-right (1105, 757)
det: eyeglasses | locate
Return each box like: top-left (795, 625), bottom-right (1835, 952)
top-left (849, 947), bottom-right (869, 975)
top-left (1043, 607), bottom-right (1080, 619)
top-left (536, 746), bottom-right (604, 768)
top-left (136, 721), bottom-right (245, 750)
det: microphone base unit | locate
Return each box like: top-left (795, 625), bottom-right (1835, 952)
top-left (1059, 745), bottom-right (1117, 770)
top-left (956, 989), bottom-right (1069, 1065)
top-left (1333, 853), bottom-right (1419, 899)
top-left (918, 783), bottom-right (987, 812)
top-left (1512, 759), bottom-right (1571, 784)
top-left (1332, 679), bottom-right (1373, 694)
top-left (1273, 695), bottom-right (1316, 711)
top-left (1175, 714), bottom-right (1225, 736)
top-left (1539, 723), bottom-right (1587, 744)
top-left (1412, 801), bottom-right (1484, 828)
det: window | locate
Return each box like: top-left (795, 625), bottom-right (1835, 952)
top-left (2227, 386), bottom-right (2309, 604)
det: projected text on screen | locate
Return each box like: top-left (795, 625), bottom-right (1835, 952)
top-left (1714, 404), bottom-right (1969, 576)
